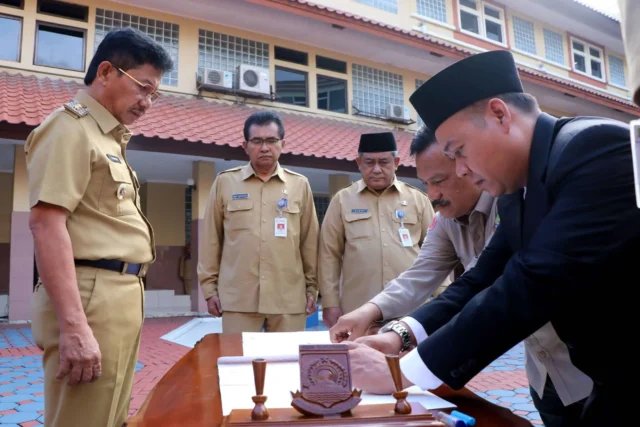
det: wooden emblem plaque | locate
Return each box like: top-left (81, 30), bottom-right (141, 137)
top-left (290, 344), bottom-right (362, 416)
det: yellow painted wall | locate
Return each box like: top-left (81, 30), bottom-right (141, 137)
top-left (0, 173), bottom-right (12, 244)
top-left (0, 0), bottom-right (631, 132)
top-left (143, 183), bottom-right (185, 247)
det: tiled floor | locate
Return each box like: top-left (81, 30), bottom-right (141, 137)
top-left (0, 318), bottom-right (542, 426)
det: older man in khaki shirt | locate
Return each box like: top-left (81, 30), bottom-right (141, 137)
top-left (198, 111), bottom-right (319, 333)
top-left (333, 127), bottom-right (593, 427)
top-left (318, 132), bottom-right (434, 327)
top-left (25, 28), bottom-right (172, 427)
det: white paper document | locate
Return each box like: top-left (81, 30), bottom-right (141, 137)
top-left (242, 331), bottom-right (333, 357)
top-left (218, 354), bottom-right (455, 415)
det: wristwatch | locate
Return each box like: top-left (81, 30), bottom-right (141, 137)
top-left (378, 320), bottom-right (412, 352)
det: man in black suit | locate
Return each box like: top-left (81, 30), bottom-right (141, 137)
top-left (338, 50), bottom-right (639, 426)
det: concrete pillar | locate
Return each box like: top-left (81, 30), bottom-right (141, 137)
top-left (9, 146), bottom-right (34, 321)
top-left (190, 161), bottom-right (215, 313)
top-left (328, 174), bottom-right (350, 198)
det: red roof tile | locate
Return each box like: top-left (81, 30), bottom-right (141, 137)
top-left (0, 71), bottom-right (418, 166)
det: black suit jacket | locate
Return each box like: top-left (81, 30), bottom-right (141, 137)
top-left (409, 113), bottom-right (640, 394)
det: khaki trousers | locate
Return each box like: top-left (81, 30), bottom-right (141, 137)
top-left (222, 311), bottom-right (307, 333)
top-left (31, 266), bottom-right (144, 427)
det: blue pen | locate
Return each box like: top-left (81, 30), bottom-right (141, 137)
top-left (451, 410), bottom-right (475, 426)
top-left (432, 410), bottom-right (467, 427)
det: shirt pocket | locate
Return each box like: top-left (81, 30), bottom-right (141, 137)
top-left (226, 199), bottom-right (254, 231)
top-left (391, 209), bottom-right (420, 242)
top-left (344, 211), bottom-right (373, 241)
top-left (99, 161), bottom-right (137, 217)
top-left (283, 204), bottom-right (300, 237)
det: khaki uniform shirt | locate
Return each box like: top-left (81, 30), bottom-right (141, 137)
top-left (618, 0), bottom-right (640, 105)
top-left (318, 177), bottom-right (434, 314)
top-left (371, 191), bottom-right (593, 406)
top-left (24, 89), bottom-right (154, 265)
top-left (198, 163), bottom-right (319, 314)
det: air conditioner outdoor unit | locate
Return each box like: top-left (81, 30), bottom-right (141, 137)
top-left (202, 68), bottom-right (233, 88)
top-left (386, 103), bottom-right (410, 120)
top-left (237, 64), bottom-right (270, 95)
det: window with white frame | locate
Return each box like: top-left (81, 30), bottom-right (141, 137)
top-left (352, 63), bottom-right (404, 116)
top-left (416, 0), bottom-right (447, 23)
top-left (416, 79), bottom-right (425, 127)
top-left (458, 0), bottom-right (505, 44)
top-left (95, 9), bottom-right (179, 86)
top-left (198, 30), bottom-right (269, 90)
top-left (571, 38), bottom-right (604, 80)
top-left (543, 29), bottom-right (565, 65)
top-left (355, 0), bottom-right (398, 14)
top-left (512, 16), bottom-right (536, 55)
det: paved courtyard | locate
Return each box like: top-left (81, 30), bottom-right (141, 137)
top-left (0, 317), bottom-right (542, 426)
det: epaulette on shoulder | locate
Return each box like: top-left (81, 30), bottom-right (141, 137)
top-left (402, 181), bottom-right (428, 197)
top-left (282, 168), bottom-right (306, 178)
top-left (63, 100), bottom-right (90, 118)
top-left (218, 166), bottom-right (243, 176)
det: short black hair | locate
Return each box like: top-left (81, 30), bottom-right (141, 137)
top-left (243, 111), bottom-right (285, 141)
top-left (85, 27), bottom-right (173, 85)
top-left (410, 126), bottom-right (438, 157)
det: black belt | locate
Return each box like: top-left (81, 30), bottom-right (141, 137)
top-left (74, 259), bottom-right (148, 277)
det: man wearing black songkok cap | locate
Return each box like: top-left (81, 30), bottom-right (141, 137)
top-left (318, 132), bottom-right (435, 329)
top-left (342, 50), bottom-right (638, 427)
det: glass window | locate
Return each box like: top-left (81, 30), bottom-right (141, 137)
top-left (571, 38), bottom-right (604, 80)
top-left (416, 0), bottom-right (447, 23)
top-left (275, 67), bottom-right (307, 106)
top-left (512, 16), bottom-right (536, 55)
top-left (35, 23), bottom-right (85, 71)
top-left (38, 0), bottom-right (88, 22)
top-left (0, 15), bottom-right (21, 62)
top-left (316, 55), bottom-right (346, 74)
top-left (609, 55), bottom-right (626, 87)
top-left (458, 0), bottom-right (504, 44)
top-left (543, 29), bottom-right (565, 65)
top-left (355, 0), bottom-right (397, 14)
top-left (95, 8), bottom-right (179, 86)
top-left (317, 75), bottom-right (347, 113)
top-left (198, 29), bottom-right (269, 90)
top-left (0, 0), bottom-right (23, 8)
top-left (352, 63), bottom-right (404, 116)
top-left (275, 46), bottom-right (307, 66)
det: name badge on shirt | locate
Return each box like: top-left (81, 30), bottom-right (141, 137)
top-left (232, 193), bottom-right (249, 200)
top-left (398, 227), bottom-right (413, 247)
top-left (351, 209), bottom-right (368, 214)
top-left (275, 217), bottom-right (287, 237)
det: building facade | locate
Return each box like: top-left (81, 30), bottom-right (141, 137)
top-left (0, 0), bottom-right (636, 320)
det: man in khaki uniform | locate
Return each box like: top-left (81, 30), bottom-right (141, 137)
top-left (618, 0), bottom-right (640, 105)
top-left (318, 132), bottom-right (434, 328)
top-left (25, 28), bottom-right (173, 427)
top-left (198, 111), bottom-right (319, 333)
top-left (332, 127), bottom-right (593, 427)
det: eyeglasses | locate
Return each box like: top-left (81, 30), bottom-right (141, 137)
top-left (116, 66), bottom-right (161, 102)
top-left (248, 137), bottom-right (281, 145)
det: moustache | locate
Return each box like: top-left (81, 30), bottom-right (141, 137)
top-left (432, 199), bottom-right (451, 208)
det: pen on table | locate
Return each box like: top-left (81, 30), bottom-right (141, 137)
top-left (451, 410), bottom-right (475, 426)
top-left (432, 410), bottom-right (467, 427)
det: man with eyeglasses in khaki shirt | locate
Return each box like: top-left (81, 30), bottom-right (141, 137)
top-left (26, 28), bottom-right (172, 427)
top-left (198, 111), bottom-right (319, 333)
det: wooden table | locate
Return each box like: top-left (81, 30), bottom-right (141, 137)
top-left (124, 334), bottom-right (532, 427)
